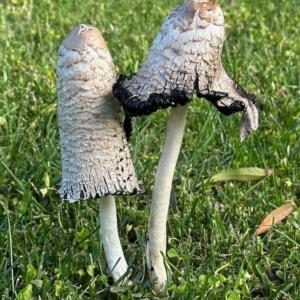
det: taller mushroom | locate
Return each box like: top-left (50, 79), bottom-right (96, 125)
top-left (56, 24), bottom-right (143, 283)
top-left (113, 0), bottom-right (258, 292)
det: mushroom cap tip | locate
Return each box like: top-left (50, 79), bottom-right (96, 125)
top-left (62, 24), bottom-right (107, 52)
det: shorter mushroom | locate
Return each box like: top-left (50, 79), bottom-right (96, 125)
top-left (113, 0), bottom-right (258, 291)
top-left (56, 24), bottom-right (143, 283)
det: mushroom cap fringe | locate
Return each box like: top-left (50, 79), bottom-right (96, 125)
top-left (113, 0), bottom-right (258, 140)
top-left (56, 25), bottom-right (143, 202)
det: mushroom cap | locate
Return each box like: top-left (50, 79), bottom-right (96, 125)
top-left (121, 0), bottom-right (225, 101)
top-left (114, 0), bottom-right (258, 139)
top-left (56, 24), bottom-right (143, 202)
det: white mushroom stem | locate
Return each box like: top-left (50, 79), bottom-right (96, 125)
top-left (146, 103), bottom-right (189, 292)
top-left (98, 196), bottom-right (128, 283)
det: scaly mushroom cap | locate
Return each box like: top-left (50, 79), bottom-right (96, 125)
top-left (56, 24), bottom-right (143, 202)
top-left (122, 1), bottom-right (224, 100)
top-left (113, 0), bottom-right (258, 140)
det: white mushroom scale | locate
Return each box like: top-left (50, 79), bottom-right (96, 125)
top-left (113, 0), bottom-right (259, 292)
top-left (56, 24), bottom-right (143, 283)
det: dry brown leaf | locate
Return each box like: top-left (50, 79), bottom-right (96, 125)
top-left (256, 203), bottom-right (295, 236)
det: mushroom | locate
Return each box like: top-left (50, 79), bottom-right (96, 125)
top-left (56, 24), bottom-right (143, 283)
top-left (113, 0), bottom-right (258, 291)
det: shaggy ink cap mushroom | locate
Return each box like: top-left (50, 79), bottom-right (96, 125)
top-left (56, 24), bottom-right (143, 283)
top-left (113, 0), bottom-right (259, 292)
top-left (113, 0), bottom-right (258, 141)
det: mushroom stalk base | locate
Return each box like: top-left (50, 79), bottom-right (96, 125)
top-left (98, 196), bottom-right (128, 284)
top-left (146, 104), bottom-right (189, 292)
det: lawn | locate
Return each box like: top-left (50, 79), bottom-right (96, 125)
top-left (0, 0), bottom-right (299, 299)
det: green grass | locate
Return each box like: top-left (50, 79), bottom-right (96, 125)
top-left (1, 0), bottom-right (300, 299)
